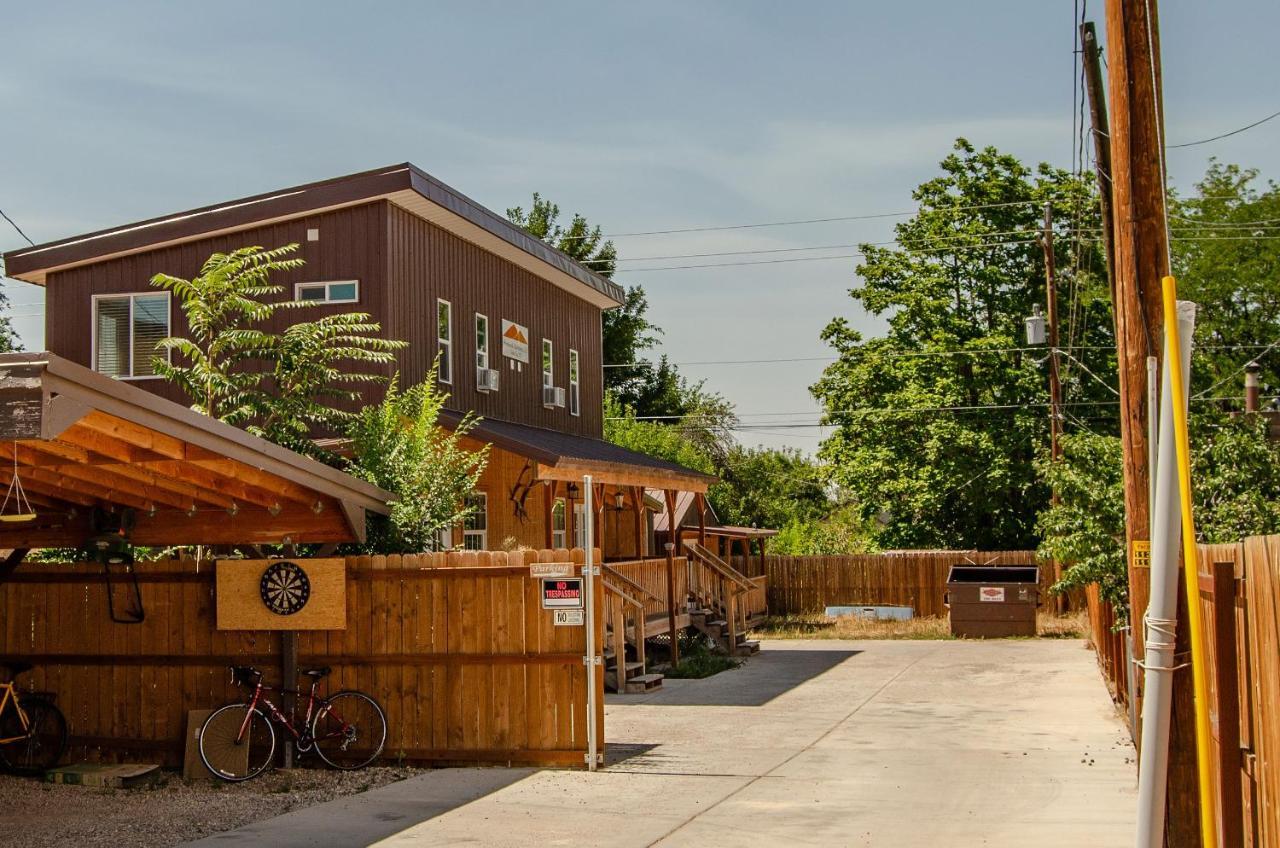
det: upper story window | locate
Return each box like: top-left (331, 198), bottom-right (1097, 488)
top-left (475, 313), bottom-right (489, 370)
top-left (295, 280), bottom-right (358, 304)
top-left (437, 299), bottom-right (453, 384)
top-left (93, 292), bottom-right (170, 379)
top-left (542, 339), bottom-right (554, 388)
top-left (552, 497), bottom-right (567, 549)
top-left (568, 348), bottom-right (580, 416)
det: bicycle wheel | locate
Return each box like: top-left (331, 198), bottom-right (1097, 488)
top-left (311, 691), bottom-right (386, 770)
top-left (199, 703), bottom-right (276, 782)
top-left (0, 696), bottom-right (67, 775)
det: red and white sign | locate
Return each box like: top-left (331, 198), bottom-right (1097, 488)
top-left (979, 586), bottom-right (1006, 603)
top-left (541, 577), bottom-right (584, 609)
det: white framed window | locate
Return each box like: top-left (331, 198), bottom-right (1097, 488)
top-left (437, 299), bottom-right (453, 384)
top-left (462, 492), bottom-right (488, 550)
top-left (568, 348), bottom-right (580, 416)
top-left (92, 292), bottom-right (171, 380)
top-left (475, 313), bottom-right (489, 370)
top-left (552, 498), bottom-right (567, 549)
top-left (542, 339), bottom-right (554, 388)
top-left (294, 280), bottom-right (359, 304)
top-left (574, 502), bottom-right (587, 549)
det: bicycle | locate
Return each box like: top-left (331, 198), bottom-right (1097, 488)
top-left (0, 662), bottom-right (68, 775)
top-left (199, 665), bottom-right (387, 782)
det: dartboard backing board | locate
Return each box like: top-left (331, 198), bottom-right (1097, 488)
top-left (215, 559), bottom-right (347, 631)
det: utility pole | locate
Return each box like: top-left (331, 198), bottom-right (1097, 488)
top-left (1080, 20), bottom-right (1118, 303)
top-left (1039, 203), bottom-right (1065, 614)
top-left (1104, 0), bottom-right (1203, 843)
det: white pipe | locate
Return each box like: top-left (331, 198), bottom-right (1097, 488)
top-left (1134, 301), bottom-right (1196, 848)
top-left (583, 476), bottom-right (599, 772)
top-left (1147, 355), bottom-right (1159, 544)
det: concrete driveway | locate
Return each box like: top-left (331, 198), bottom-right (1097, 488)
top-left (189, 639), bottom-right (1136, 847)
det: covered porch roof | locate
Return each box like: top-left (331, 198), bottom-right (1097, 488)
top-left (0, 352), bottom-right (392, 549)
top-left (438, 411), bottom-right (716, 494)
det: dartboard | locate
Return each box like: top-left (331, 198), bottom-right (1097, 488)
top-left (260, 561), bottom-right (311, 615)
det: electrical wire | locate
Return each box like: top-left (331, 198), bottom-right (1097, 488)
top-left (0, 207), bottom-right (33, 247)
top-left (1168, 108), bottom-right (1280, 149)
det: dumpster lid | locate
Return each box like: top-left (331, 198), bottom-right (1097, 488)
top-left (946, 565), bottom-right (1039, 585)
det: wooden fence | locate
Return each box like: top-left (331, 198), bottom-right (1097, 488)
top-left (746, 551), bottom-right (1047, 616)
top-left (1088, 537), bottom-right (1280, 846)
top-left (0, 549), bottom-right (604, 769)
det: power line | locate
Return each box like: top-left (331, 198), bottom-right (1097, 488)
top-left (1168, 108), bottom-right (1280, 149)
top-left (0, 207), bottom-right (33, 247)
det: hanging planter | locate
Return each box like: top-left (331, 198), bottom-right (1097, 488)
top-left (0, 444), bottom-right (37, 523)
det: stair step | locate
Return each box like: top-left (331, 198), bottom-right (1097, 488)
top-left (624, 661), bottom-right (645, 674)
top-left (706, 620), bottom-right (727, 629)
top-left (735, 640), bottom-right (761, 655)
top-left (624, 673), bottom-right (665, 694)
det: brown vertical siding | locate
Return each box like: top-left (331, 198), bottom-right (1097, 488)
top-left (43, 199), bottom-right (606, 436)
top-left (385, 203), bottom-right (603, 437)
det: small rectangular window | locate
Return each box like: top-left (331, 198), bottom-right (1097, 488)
top-left (294, 280), bottom-right (359, 303)
top-left (542, 339), bottom-right (554, 388)
top-left (93, 292), bottom-right (171, 379)
top-left (568, 349), bottom-right (580, 417)
top-left (475, 313), bottom-right (489, 371)
top-left (437, 299), bottom-right (453, 384)
top-left (463, 492), bottom-right (488, 550)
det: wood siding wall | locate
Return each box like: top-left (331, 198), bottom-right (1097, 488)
top-left (385, 204), bottom-right (603, 437)
top-left (0, 549), bottom-right (605, 768)
top-left (44, 200), bottom-right (606, 436)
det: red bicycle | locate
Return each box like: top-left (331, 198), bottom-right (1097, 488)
top-left (198, 665), bottom-right (387, 782)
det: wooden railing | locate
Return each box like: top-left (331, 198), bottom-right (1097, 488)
top-left (608, 558), bottom-right (687, 624)
top-left (684, 541), bottom-right (757, 650)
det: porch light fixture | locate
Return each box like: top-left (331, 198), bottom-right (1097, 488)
top-left (614, 492), bottom-right (626, 510)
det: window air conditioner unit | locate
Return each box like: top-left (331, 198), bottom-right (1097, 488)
top-left (476, 367), bottom-right (500, 392)
top-left (543, 386), bottom-right (566, 408)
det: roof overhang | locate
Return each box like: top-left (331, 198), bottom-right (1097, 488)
top-left (438, 412), bottom-right (717, 494)
top-left (2, 164), bottom-right (625, 309)
top-left (0, 353), bottom-right (392, 548)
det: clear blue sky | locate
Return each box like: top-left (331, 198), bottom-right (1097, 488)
top-left (2, 1), bottom-right (1277, 452)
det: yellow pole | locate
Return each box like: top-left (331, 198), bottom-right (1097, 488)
top-left (1161, 275), bottom-right (1217, 846)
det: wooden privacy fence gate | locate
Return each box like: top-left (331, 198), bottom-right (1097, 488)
top-left (1087, 536), bottom-right (1280, 847)
top-left (746, 551), bottom-right (1049, 616)
top-left (0, 549), bottom-right (604, 769)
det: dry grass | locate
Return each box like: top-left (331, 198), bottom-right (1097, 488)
top-left (750, 608), bottom-right (1089, 641)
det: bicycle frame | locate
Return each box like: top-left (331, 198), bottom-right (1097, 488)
top-left (236, 679), bottom-right (325, 747)
top-left (0, 683), bottom-right (32, 745)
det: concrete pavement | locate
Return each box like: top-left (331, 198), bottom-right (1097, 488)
top-left (187, 639), bottom-right (1136, 847)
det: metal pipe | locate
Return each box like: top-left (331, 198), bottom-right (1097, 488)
top-left (582, 475), bottom-right (599, 772)
top-left (1162, 278), bottom-right (1216, 846)
top-left (1134, 298), bottom-right (1195, 848)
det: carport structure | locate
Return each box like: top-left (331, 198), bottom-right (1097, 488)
top-left (0, 351), bottom-right (392, 569)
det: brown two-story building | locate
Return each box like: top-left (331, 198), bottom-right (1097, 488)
top-left (2, 164), bottom-right (714, 557)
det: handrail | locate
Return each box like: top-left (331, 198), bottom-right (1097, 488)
top-left (683, 541), bottom-right (754, 592)
top-left (602, 577), bottom-right (646, 609)
top-left (602, 564), bottom-right (661, 603)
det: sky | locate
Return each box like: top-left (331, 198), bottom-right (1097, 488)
top-left (2, 1), bottom-right (1278, 453)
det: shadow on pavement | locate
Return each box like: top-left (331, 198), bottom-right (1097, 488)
top-left (644, 648), bottom-right (862, 707)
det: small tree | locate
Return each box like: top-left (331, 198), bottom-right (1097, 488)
top-left (345, 370), bottom-right (489, 554)
top-left (152, 244), bottom-right (405, 459)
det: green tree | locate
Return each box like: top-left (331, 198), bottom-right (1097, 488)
top-left (812, 139), bottom-right (1109, 550)
top-left (152, 244), bottom-right (404, 460)
top-left (345, 370), bottom-right (489, 554)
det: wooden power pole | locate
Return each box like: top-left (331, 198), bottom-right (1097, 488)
top-left (1103, 0), bottom-right (1203, 843)
top-left (1039, 203), bottom-right (1065, 614)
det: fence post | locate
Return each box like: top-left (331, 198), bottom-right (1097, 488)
top-left (1211, 558), bottom-right (1244, 848)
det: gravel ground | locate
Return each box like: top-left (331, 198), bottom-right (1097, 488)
top-left (0, 765), bottom-right (421, 847)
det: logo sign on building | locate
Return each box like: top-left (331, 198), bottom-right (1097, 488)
top-left (979, 587), bottom-right (1006, 603)
top-left (541, 577), bottom-right (584, 609)
top-left (501, 319), bottom-right (530, 363)
top-left (530, 562), bottom-right (574, 579)
top-left (553, 609), bottom-right (585, 627)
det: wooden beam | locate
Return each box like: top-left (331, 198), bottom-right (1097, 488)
top-left (695, 492), bottom-right (707, 547)
top-left (631, 486), bottom-right (644, 559)
top-left (534, 460), bottom-right (711, 494)
top-left (0, 548), bottom-right (29, 582)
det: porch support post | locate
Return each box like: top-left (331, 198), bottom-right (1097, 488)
top-left (593, 483), bottom-right (605, 560)
top-left (566, 485), bottom-right (577, 550)
top-left (0, 548), bottom-right (29, 582)
top-left (543, 481), bottom-right (557, 549)
top-left (663, 488), bottom-right (680, 665)
top-left (695, 492), bottom-right (707, 547)
top-left (630, 486), bottom-right (644, 559)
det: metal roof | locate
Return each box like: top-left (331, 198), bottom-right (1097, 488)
top-left (2, 164), bottom-right (625, 307)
